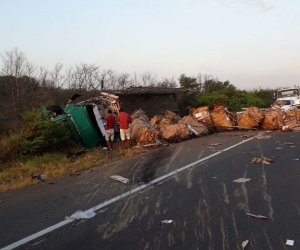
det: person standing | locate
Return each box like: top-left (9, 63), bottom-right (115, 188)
top-left (105, 109), bottom-right (115, 150)
top-left (117, 108), bottom-right (133, 149)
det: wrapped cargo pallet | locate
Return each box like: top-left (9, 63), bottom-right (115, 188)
top-left (210, 106), bottom-right (235, 130)
top-left (160, 123), bottom-right (191, 142)
top-left (130, 118), bottom-right (161, 144)
top-left (180, 116), bottom-right (209, 136)
top-left (193, 106), bottom-right (213, 130)
top-left (261, 109), bottom-right (284, 130)
top-left (237, 106), bottom-right (265, 128)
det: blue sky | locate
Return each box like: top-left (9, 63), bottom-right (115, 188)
top-left (1, 0), bottom-right (299, 89)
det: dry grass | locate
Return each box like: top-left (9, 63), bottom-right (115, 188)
top-left (0, 142), bottom-right (150, 193)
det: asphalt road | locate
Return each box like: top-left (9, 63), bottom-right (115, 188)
top-left (1, 130), bottom-right (300, 250)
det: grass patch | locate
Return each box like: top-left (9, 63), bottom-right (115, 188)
top-left (0, 143), bottom-right (150, 193)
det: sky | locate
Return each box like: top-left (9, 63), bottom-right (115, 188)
top-left (0, 0), bottom-right (299, 89)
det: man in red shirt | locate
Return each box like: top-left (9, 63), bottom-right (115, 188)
top-left (117, 108), bottom-right (133, 149)
top-left (105, 109), bottom-right (115, 150)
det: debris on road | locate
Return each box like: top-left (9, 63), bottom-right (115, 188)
top-left (66, 210), bottom-right (96, 220)
top-left (256, 134), bottom-right (271, 139)
top-left (242, 240), bottom-right (249, 249)
top-left (160, 220), bottom-right (173, 225)
top-left (293, 158), bottom-right (299, 161)
top-left (246, 212), bottom-right (268, 219)
top-left (286, 239), bottom-right (294, 246)
top-left (110, 175), bottom-right (130, 184)
top-left (241, 135), bottom-right (250, 138)
top-left (276, 147), bottom-right (283, 150)
top-left (250, 157), bottom-right (274, 164)
top-left (209, 143), bottom-right (222, 146)
top-left (233, 178), bottom-right (252, 183)
top-left (31, 173), bottom-right (45, 182)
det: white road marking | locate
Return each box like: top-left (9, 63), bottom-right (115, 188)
top-left (1, 136), bottom-right (255, 250)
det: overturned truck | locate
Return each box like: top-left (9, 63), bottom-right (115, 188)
top-left (44, 93), bottom-right (120, 148)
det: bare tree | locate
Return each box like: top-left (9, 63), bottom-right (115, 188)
top-left (68, 63), bottom-right (100, 90)
top-left (116, 73), bottom-right (132, 90)
top-left (37, 66), bottom-right (49, 88)
top-left (0, 48), bottom-right (41, 128)
top-left (49, 63), bottom-right (69, 89)
top-left (139, 71), bottom-right (157, 86)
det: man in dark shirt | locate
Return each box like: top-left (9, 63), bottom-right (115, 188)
top-left (117, 108), bottom-right (133, 149)
top-left (105, 109), bottom-right (115, 150)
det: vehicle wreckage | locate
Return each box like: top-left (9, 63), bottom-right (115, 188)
top-left (43, 92), bottom-right (300, 149)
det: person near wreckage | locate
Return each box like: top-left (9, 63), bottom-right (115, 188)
top-left (104, 109), bottom-right (115, 150)
top-left (117, 108), bottom-right (133, 149)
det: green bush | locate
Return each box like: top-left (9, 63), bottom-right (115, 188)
top-left (21, 109), bottom-right (75, 155)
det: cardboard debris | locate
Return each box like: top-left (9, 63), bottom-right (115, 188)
top-left (242, 240), bottom-right (249, 249)
top-left (127, 105), bottom-right (300, 146)
top-left (110, 175), bottom-right (130, 184)
top-left (241, 135), bottom-right (250, 138)
top-left (286, 239), bottom-right (294, 246)
top-left (256, 134), bottom-right (271, 139)
top-left (233, 178), bottom-right (252, 183)
top-left (193, 106), bottom-right (214, 131)
top-left (180, 116), bottom-right (209, 136)
top-left (251, 157), bottom-right (274, 164)
top-left (237, 106), bottom-right (265, 128)
top-left (209, 143), bottom-right (222, 146)
top-left (246, 212), bottom-right (268, 219)
top-left (160, 123), bottom-right (191, 142)
top-left (130, 118), bottom-right (160, 144)
top-left (211, 106), bottom-right (236, 130)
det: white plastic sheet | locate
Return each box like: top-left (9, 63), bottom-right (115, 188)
top-left (66, 210), bottom-right (96, 220)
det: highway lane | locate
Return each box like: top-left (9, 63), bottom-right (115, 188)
top-left (1, 130), bottom-right (300, 249)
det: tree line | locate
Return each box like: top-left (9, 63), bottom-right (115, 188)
top-left (0, 48), bottom-right (276, 133)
